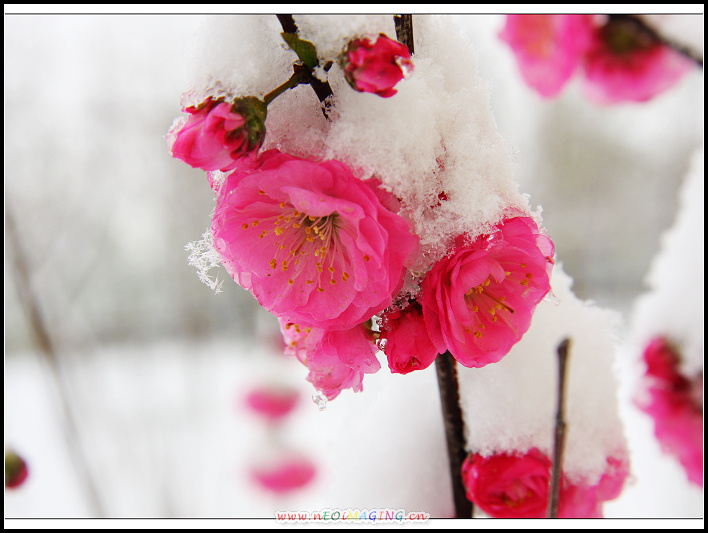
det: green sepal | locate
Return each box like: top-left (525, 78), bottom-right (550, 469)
top-left (281, 32), bottom-right (319, 69)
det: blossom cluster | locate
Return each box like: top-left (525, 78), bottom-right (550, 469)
top-left (461, 448), bottom-right (628, 518)
top-left (168, 26), bottom-right (555, 403)
top-left (499, 14), bottom-right (694, 103)
top-left (635, 337), bottom-right (703, 487)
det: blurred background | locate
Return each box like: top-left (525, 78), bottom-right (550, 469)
top-left (4, 12), bottom-right (704, 520)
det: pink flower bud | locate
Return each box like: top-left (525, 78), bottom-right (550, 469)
top-left (380, 301), bottom-right (439, 374)
top-left (5, 450), bottom-right (29, 489)
top-left (341, 33), bottom-right (413, 97)
top-left (168, 97), bottom-right (266, 172)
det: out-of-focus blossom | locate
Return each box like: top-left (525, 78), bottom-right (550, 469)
top-left (5, 450), bottom-right (29, 489)
top-left (499, 14), bottom-right (594, 98)
top-left (500, 15), bottom-right (694, 103)
top-left (341, 33), bottom-right (413, 97)
top-left (581, 17), bottom-right (694, 104)
top-left (168, 97), bottom-right (266, 171)
top-left (379, 301), bottom-right (439, 374)
top-left (244, 385), bottom-right (300, 422)
top-left (462, 449), bottom-right (628, 518)
top-left (250, 455), bottom-right (317, 494)
top-left (636, 337), bottom-right (703, 487)
top-left (420, 216), bottom-right (554, 368)
top-left (212, 149), bottom-right (419, 331)
top-left (279, 318), bottom-right (379, 400)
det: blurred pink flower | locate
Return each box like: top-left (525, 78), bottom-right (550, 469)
top-left (168, 97), bottom-right (266, 171)
top-left (500, 15), bottom-right (693, 103)
top-left (4, 450), bottom-right (29, 489)
top-left (420, 216), bottom-right (554, 368)
top-left (636, 337), bottom-right (703, 487)
top-left (250, 455), bottom-right (316, 494)
top-left (279, 318), bottom-right (379, 400)
top-left (581, 17), bottom-right (694, 104)
top-left (380, 301), bottom-right (439, 374)
top-left (212, 149), bottom-right (419, 331)
top-left (244, 385), bottom-right (299, 422)
top-left (462, 449), bottom-right (628, 518)
top-left (341, 33), bottom-right (413, 97)
top-left (499, 14), bottom-right (595, 98)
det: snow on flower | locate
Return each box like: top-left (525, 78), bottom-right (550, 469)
top-left (635, 337), bottom-right (703, 487)
top-left (461, 449), bottom-right (628, 518)
top-left (499, 14), bottom-right (594, 98)
top-left (420, 216), bottom-right (554, 368)
top-left (212, 149), bottom-right (419, 331)
top-left (279, 317), bottom-right (379, 400)
top-left (167, 97), bottom-right (267, 171)
top-left (379, 300), bottom-right (439, 374)
top-left (341, 33), bottom-right (413, 97)
top-left (500, 14), bottom-right (694, 103)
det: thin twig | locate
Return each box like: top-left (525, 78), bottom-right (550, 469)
top-left (611, 14), bottom-right (703, 68)
top-left (275, 14), bottom-right (333, 115)
top-left (435, 352), bottom-right (474, 518)
top-left (548, 338), bottom-right (571, 518)
top-left (394, 14), bottom-right (415, 55)
top-left (5, 206), bottom-right (106, 517)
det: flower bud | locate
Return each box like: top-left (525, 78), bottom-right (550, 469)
top-left (168, 96), bottom-right (267, 172)
top-left (5, 450), bottom-right (29, 489)
top-left (340, 33), bottom-right (413, 97)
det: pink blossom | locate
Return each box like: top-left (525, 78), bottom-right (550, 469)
top-left (250, 455), bottom-right (316, 494)
top-left (168, 97), bottom-right (266, 172)
top-left (380, 301), bottom-right (439, 374)
top-left (636, 337), bottom-right (703, 487)
top-left (420, 217), bottom-right (554, 368)
top-left (461, 449), bottom-right (552, 518)
top-left (499, 15), bottom-right (595, 98)
top-left (462, 450), bottom-right (628, 518)
top-left (581, 17), bottom-right (694, 104)
top-left (212, 149), bottom-right (419, 331)
top-left (279, 318), bottom-right (379, 400)
top-left (244, 385), bottom-right (299, 422)
top-left (4, 450), bottom-right (29, 489)
top-left (341, 34), bottom-right (413, 97)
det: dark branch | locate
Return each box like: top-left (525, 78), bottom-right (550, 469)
top-left (435, 351), bottom-right (474, 518)
top-left (548, 338), bottom-right (571, 518)
top-left (394, 14), bottom-right (415, 55)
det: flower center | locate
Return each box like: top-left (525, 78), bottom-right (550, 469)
top-left (245, 200), bottom-right (351, 293)
top-left (602, 18), bottom-right (655, 55)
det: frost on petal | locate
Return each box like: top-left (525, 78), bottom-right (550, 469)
top-left (420, 216), bottom-right (554, 368)
top-left (580, 17), bottom-right (694, 104)
top-left (499, 15), bottom-right (595, 98)
top-left (212, 149), bottom-right (419, 331)
top-left (185, 229), bottom-right (224, 294)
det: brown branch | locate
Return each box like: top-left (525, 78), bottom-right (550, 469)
top-left (611, 14), bottom-right (703, 68)
top-left (435, 352), bottom-right (474, 518)
top-left (548, 338), bottom-right (571, 518)
top-left (5, 206), bottom-right (106, 517)
top-left (275, 14), bottom-right (333, 115)
top-left (394, 14), bottom-right (415, 55)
